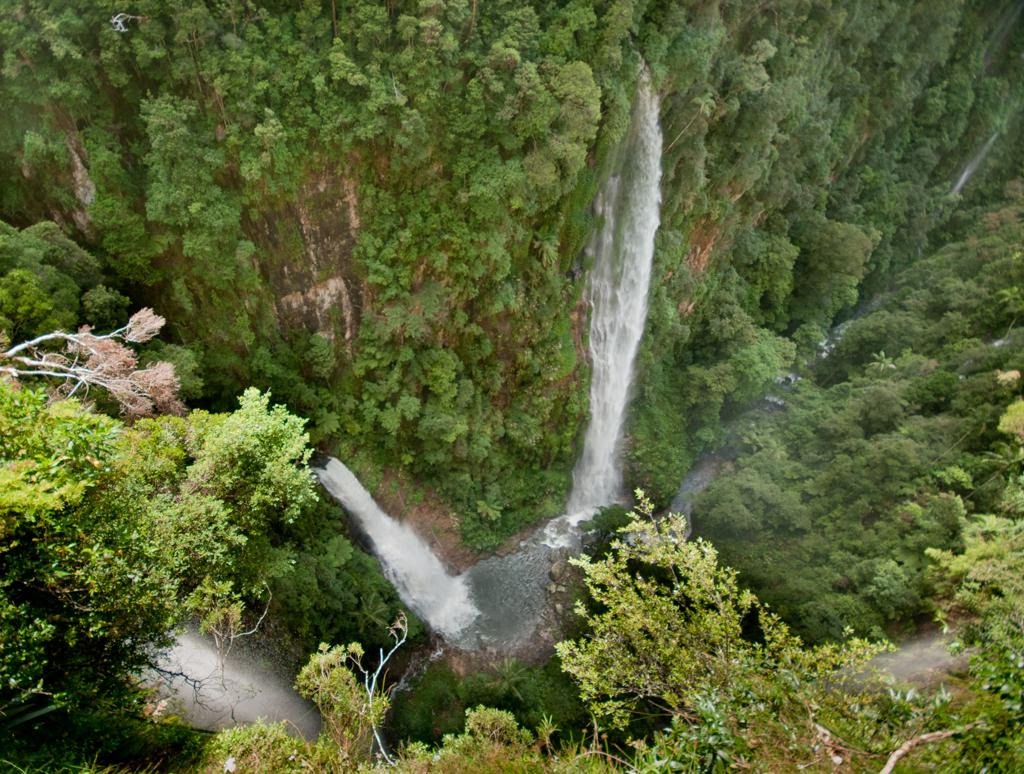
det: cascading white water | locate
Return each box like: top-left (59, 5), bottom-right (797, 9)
top-left (314, 457), bottom-right (479, 638)
top-left (312, 72), bottom-right (662, 649)
top-left (952, 132), bottom-right (998, 194)
top-left (561, 71), bottom-right (663, 527)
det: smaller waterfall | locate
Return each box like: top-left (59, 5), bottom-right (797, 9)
top-left (315, 458), bottom-right (479, 638)
top-left (983, 0), bottom-right (1024, 68)
top-left (952, 132), bottom-right (998, 194)
top-left (562, 70), bottom-right (663, 529)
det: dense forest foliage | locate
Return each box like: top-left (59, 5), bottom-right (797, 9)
top-left (2, 0), bottom-right (1020, 548)
top-left (628, 0), bottom-right (1024, 507)
top-left (2, 0), bottom-right (1024, 771)
top-left (695, 186), bottom-right (1024, 644)
top-left (0, 384), bottom-right (409, 707)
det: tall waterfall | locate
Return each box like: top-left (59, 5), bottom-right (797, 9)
top-left (313, 72), bottom-right (663, 648)
top-left (952, 132), bottom-right (998, 195)
top-left (564, 71), bottom-right (663, 521)
top-left (315, 458), bottom-right (479, 638)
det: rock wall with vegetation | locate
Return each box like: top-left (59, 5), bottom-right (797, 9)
top-left (628, 0), bottom-right (1024, 504)
top-left (4, 2), bottom-right (1024, 772)
top-left (3, 1), bottom-right (1020, 550)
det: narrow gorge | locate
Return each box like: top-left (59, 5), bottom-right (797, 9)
top-left (314, 70), bottom-right (662, 652)
top-left (4, 2), bottom-right (1024, 770)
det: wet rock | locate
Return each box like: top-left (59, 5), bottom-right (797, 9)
top-left (549, 558), bottom-right (569, 581)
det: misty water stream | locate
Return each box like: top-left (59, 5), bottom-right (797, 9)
top-left (154, 630), bottom-right (321, 739)
top-left (951, 131), bottom-right (999, 195)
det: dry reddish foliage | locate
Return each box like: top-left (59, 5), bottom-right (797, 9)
top-left (0, 308), bottom-right (184, 417)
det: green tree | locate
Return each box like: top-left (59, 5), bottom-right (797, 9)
top-left (557, 495), bottom-right (878, 732)
top-left (0, 220), bottom-right (104, 340)
top-left (0, 383), bottom-right (317, 710)
top-left (296, 614), bottom-right (407, 765)
top-left (80, 284), bottom-right (130, 331)
top-left (0, 267), bottom-right (74, 339)
top-left (927, 513), bottom-right (1024, 771)
top-left (997, 398), bottom-right (1024, 440)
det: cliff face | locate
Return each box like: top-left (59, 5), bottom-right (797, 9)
top-left (257, 171), bottom-right (362, 352)
top-left (0, 0), bottom-right (1018, 546)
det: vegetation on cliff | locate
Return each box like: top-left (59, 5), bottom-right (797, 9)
top-left (2, 0), bottom-right (1024, 771)
top-left (695, 185), bottom-right (1024, 643)
top-left (2, 1), bottom-right (1020, 548)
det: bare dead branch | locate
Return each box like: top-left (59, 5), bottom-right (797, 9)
top-left (0, 308), bottom-right (183, 417)
top-left (348, 612), bottom-right (408, 765)
top-left (235, 587), bottom-right (273, 641)
top-left (150, 664), bottom-right (220, 711)
top-left (879, 723), bottom-right (982, 774)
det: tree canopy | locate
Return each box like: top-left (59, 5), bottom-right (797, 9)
top-left (0, 383), bottom-right (407, 714)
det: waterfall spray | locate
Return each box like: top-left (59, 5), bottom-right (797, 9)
top-left (952, 132), bottom-right (998, 195)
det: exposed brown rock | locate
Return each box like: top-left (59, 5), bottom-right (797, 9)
top-left (277, 276), bottom-right (356, 349)
top-left (677, 299), bottom-right (696, 316)
top-left (64, 136), bottom-right (96, 237)
top-left (685, 217), bottom-right (722, 273)
top-left (253, 168), bottom-right (363, 353)
top-left (370, 468), bottom-right (561, 574)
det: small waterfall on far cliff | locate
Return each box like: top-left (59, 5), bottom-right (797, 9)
top-left (983, 0), bottom-right (1024, 68)
top-left (952, 132), bottom-right (999, 194)
top-left (315, 458), bottom-right (479, 638)
top-left (561, 71), bottom-right (663, 527)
